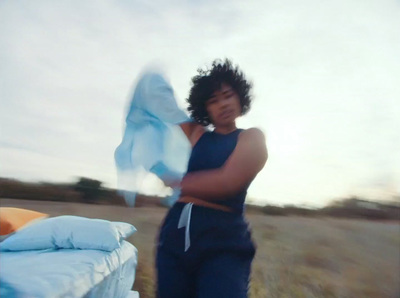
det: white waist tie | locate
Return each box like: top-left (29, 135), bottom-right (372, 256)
top-left (177, 203), bottom-right (193, 252)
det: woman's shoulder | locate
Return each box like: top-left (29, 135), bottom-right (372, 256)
top-left (239, 127), bottom-right (266, 140)
top-left (179, 121), bottom-right (207, 147)
top-left (237, 127), bottom-right (267, 154)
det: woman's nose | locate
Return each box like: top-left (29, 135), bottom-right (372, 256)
top-left (218, 98), bottom-right (229, 109)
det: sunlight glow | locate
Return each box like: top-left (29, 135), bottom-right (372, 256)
top-left (267, 120), bottom-right (306, 157)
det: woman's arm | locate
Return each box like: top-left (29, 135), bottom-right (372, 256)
top-left (180, 128), bottom-right (268, 201)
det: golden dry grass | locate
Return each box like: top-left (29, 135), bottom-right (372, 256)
top-left (1, 199), bottom-right (399, 298)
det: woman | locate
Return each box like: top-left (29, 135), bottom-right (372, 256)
top-left (156, 59), bottom-right (268, 298)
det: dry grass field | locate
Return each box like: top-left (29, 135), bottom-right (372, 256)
top-left (1, 198), bottom-right (399, 298)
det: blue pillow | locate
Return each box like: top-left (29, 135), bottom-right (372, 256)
top-left (0, 216), bottom-right (136, 252)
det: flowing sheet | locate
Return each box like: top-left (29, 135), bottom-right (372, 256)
top-left (115, 72), bottom-right (191, 206)
top-left (0, 241), bottom-right (137, 298)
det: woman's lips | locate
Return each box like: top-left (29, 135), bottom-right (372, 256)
top-left (220, 110), bottom-right (233, 119)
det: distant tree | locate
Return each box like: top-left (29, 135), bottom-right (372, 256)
top-left (74, 177), bottom-right (103, 203)
top-left (262, 205), bottom-right (287, 216)
top-left (321, 196), bottom-right (399, 220)
top-left (283, 204), bottom-right (316, 216)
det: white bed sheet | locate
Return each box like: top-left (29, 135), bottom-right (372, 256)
top-left (0, 240), bottom-right (137, 298)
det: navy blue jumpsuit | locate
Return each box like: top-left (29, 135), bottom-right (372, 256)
top-left (156, 129), bottom-right (256, 298)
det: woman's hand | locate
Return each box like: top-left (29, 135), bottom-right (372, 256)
top-left (150, 162), bottom-right (182, 188)
top-left (162, 176), bottom-right (181, 189)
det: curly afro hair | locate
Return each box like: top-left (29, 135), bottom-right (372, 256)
top-left (186, 58), bottom-right (253, 126)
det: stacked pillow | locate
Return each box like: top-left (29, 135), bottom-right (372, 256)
top-left (0, 207), bottom-right (136, 252)
top-left (0, 207), bottom-right (48, 240)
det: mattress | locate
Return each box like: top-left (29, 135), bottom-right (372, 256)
top-left (0, 240), bottom-right (137, 298)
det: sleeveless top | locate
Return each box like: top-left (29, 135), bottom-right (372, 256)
top-left (187, 129), bottom-right (248, 214)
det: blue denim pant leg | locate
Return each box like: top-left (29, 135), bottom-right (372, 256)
top-left (156, 203), bottom-right (194, 298)
top-left (196, 252), bottom-right (252, 298)
top-left (156, 248), bottom-right (195, 298)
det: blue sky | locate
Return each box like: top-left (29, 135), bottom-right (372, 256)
top-left (1, 0), bottom-right (399, 207)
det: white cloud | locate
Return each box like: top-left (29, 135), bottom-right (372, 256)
top-left (1, 0), bottom-right (399, 206)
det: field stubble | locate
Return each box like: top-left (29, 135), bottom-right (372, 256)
top-left (1, 199), bottom-right (399, 298)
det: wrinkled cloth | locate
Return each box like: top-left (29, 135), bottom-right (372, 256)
top-left (0, 241), bottom-right (137, 298)
top-left (157, 202), bottom-right (256, 297)
top-left (115, 72), bottom-right (191, 206)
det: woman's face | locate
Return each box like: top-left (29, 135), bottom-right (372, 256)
top-left (206, 83), bottom-right (242, 127)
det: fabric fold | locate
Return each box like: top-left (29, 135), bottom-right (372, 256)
top-left (115, 71), bottom-right (191, 207)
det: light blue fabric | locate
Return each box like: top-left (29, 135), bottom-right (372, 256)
top-left (115, 72), bottom-right (191, 207)
top-left (0, 240), bottom-right (137, 298)
top-left (0, 216), bottom-right (136, 252)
